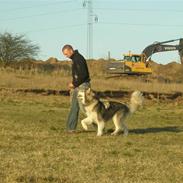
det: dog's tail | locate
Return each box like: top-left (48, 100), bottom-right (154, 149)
top-left (129, 91), bottom-right (144, 114)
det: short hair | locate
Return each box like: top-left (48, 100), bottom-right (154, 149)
top-left (62, 44), bottom-right (73, 52)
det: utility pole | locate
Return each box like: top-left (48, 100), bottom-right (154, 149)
top-left (87, 0), bottom-right (93, 59)
top-left (83, 0), bottom-right (98, 59)
top-left (108, 51), bottom-right (111, 61)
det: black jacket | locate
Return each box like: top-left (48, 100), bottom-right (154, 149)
top-left (70, 50), bottom-right (90, 87)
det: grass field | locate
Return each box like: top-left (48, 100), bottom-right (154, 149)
top-left (0, 93), bottom-right (183, 183)
top-left (1, 68), bottom-right (183, 93)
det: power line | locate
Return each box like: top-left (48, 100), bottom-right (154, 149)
top-left (95, 8), bottom-right (183, 13)
top-left (0, 0), bottom-right (74, 13)
top-left (99, 22), bottom-right (183, 28)
top-left (95, 0), bottom-right (183, 3)
top-left (1, 7), bottom-right (182, 23)
top-left (17, 21), bottom-right (183, 34)
top-left (24, 24), bottom-right (86, 34)
top-left (0, 8), bottom-right (82, 22)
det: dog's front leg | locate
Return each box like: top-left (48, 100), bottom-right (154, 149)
top-left (97, 121), bottom-right (105, 136)
top-left (81, 117), bottom-right (93, 131)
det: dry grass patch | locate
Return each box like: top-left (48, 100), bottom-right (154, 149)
top-left (1, 69), bottom-right (183, 93)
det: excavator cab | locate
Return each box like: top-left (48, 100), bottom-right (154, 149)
top-left (123, 55), bottom-right (141, 62)
top-left (122, 53), bottom-right (152, 75)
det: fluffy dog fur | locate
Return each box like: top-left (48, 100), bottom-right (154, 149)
top-left (77, 89), bottom-right (144, 136)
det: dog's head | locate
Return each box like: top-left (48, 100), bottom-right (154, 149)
top-left (77, 88), bottom-right (95, 105)
top-left (131, 90), bottom-right (144, 107)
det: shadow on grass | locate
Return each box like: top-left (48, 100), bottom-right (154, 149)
top-left (129, 126), bottom-right (183, 134)
top-left (75, 126), bottom-right (183, 135)
top-left (78, 130), bottom-right (95, 133)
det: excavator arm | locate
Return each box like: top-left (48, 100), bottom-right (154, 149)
top-left (142, 38), bottom-right (183, 64)
top-left (179, 39), bottom-right (183, 64)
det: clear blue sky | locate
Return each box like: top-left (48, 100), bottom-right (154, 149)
top-left (0, 0), bottom-right (182, 63)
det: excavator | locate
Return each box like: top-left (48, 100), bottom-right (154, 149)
top-left (107, 38), bottom-right (183, 75)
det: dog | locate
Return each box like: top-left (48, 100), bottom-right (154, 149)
top-left (77, 88), bottom-right (144, 136)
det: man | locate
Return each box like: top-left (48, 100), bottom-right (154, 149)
top-left (62, 44), bottom-right (90, 132)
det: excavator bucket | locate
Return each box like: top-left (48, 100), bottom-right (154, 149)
top-left (179, 39), bottom-right (183, 64)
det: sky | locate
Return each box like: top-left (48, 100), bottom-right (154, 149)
top-left (0, 0), bottom-right (183, 64)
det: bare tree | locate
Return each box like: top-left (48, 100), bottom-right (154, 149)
top-left (0, 32), bottom-right (40, 64)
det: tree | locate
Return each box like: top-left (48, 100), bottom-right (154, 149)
top-left (0, 32), bottom-right (40, 64)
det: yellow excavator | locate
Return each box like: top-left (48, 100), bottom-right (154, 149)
top-left (107, 38), bottom-right (183, 75)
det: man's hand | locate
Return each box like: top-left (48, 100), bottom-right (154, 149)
top-left (68, 83), bottom-right (74, 90)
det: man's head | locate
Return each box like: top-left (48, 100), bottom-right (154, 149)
top-left (62, 44), bottom-right (74, 58)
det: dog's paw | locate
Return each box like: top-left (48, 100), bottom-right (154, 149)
top-left (111, 132), bottom-right (118, 136)
top-left (111, 130), bottom-right (122, 136)
top-left (81, 121), bottom-right (88, 131)
top-left (97, 133), bottom-right (103, 136)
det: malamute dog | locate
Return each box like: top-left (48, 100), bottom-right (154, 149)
top-left (77, 88), bottom-right (144, 136)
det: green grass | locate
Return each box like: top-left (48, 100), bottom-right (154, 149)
top-left (0, 94), bottom-right (183, 183)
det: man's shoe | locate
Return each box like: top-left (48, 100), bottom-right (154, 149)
top-left (66, 130), bottom-right (77, 134)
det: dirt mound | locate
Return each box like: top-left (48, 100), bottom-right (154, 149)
top-left (149, 61), bottom-right (183, 83)
top-left (86, 60), bottom-right (183, 83)
top-left (46, 57), bottom-right (59, 64)
top-left (2, 58), bottom-right (183, 83)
